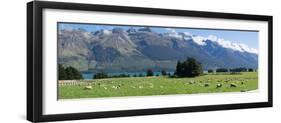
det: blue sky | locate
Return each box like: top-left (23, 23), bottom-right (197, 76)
top-left (58, 23), bottom-right (259, 49)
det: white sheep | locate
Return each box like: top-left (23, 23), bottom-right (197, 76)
top-left (84, 85), bottom-right (92, 90)
top-left (230, 83), bottom-right (237, 87)
top-left (216, 83), bottom-right (222, 88)
top-left (204, 83), bottom-right (210, 87)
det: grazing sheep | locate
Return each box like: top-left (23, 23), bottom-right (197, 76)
top-left (216, 83), bottom-right (222, 88)
top-left (117, 84), bottom-right (122, 88)
top-left (189, 80), bottom-right (195, 84)
top-left (240, 89), bottom-right (247, 92)
top-left (230, 83), bottom-right (237, 88)
top-left (84, 85), bottom-right (92, 90)
top-left (188, 81), bottom-right (194, 84)
top-left (204, 83), bottom-right (210, 87)
top-left (112, 86), bottom-right (117, 89)
top-left (139, 85), bottom-right (143, 89)
top-left (149, 83), bottom-right (154, 88)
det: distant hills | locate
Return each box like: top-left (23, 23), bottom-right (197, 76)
top-left (58, 27), bottom-right (258, 72)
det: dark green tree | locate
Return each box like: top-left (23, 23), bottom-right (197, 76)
top-left (208, 69), bottom-right (214, 73)
top-left (161, 69), bottom-right (167, 76)
top-left (146, 69), bottom-right (154, 76)
top-left (175, 61), bottom-right (183, 77)
top-left (216, 68), bottom-right (228, 72)
top-left (248, 68), bottom-right (254, 72)
top-left (58, 64), bottom-right (83, 80)
top-left (65, 66), bottom-right (83, 80)
top-left (167, 73), bottom-right (171, 77)
top-left (138, 73), bottom-right (143, 77)
top-left (230, 67), bottom-right (247, 72)
top-left (93, 72), bottom-right (108, 79)
top-left (58, 64), bottom-right (67, 80)
top-left (175, 58), bottom-right (203, 77)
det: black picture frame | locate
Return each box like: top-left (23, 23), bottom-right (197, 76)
top-left (27, 1), bottom-right (273, 122)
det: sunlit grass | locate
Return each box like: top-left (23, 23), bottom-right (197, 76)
top-left (58, 72), bottom-right (258, 99)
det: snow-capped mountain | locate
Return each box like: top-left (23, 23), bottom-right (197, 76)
top-left (58, 27), bottom-right (258, 72)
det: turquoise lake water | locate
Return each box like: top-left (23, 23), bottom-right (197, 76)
top-left (82, 71), bottom-right (174, 79)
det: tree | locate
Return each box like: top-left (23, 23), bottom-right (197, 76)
top-left (175, 61), bottom-right (183, 77)
top-left (175, 58), bottom-right (203, 77)
top-left (167, 73), bottom-right (171, 77)
top-left (186, 58), bottom-right (203, 77)
top-left (138, 73), bottom-right (144, 77)
top-left (65, 66), bottom-right (83, 80)
top-left (93, 72), bottom-right (108, 79)
top-left (248, 68), bottom-right (254, 72)
top-left (208, 69), bottom-right (214, 73)
top-left (146, 69), bottom-right (154, 76)
top-left (58, 64), bottom-right (83, 80)
top-left (58, 64), bottom-right (67, 80)
top-left (230, 67), bottom-right (247, 72)
top-left (216, 68), bottom-right (228, 72)
top-left (161, 69), bottom-right (167, 76)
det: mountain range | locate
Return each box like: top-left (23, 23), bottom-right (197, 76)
top-left (58, 27), bottom-right (258, 72)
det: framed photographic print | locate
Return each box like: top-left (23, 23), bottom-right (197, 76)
top-left (27, 1), bottom-right (273, 122)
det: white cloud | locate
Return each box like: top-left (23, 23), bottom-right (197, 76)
top-left (183, 32), bottom-right (192, 36)
top-left (192, 36), bottom-right (207, 45)
top-left (165, 28), bottom-right (182, 39)
top-left (238, 43), bottom-right (259, 54)
top-left (165, 29), bottom-right (258, 54)
top-left (165, 28), bottom-right (176, 33)
top-left (207, 35), bottom-right (218, 41)
top-left (103, 30), bottom-right (112, 35)
top-left (210, 36), bottom-right (258, 54)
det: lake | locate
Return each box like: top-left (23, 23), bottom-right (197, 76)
top-left (82, 71), bottom-right (174, 79)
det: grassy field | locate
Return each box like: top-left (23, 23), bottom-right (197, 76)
top-left (58, 72), bottom-right (258, 99)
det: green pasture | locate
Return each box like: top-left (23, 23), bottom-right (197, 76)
top-left (59, 72), bottom-right (258, 99)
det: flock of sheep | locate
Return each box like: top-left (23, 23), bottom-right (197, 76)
top-left (59, 76), bottom-right (255, 94)
top-left (80, 77), bottom-right (253, 93)
top-left (184, 77), bottom-right (253, 92)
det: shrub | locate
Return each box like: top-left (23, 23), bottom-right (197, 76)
top-left (208, 69), bottom-right (214, 73)
top-left (230, 67), bottom-right (247, 72)
top-left (93, 72), bottom-right (108, 79)
top-left (161, 69), bottom-right (167, 76)
top-left (248, 68), bottom-right (254, 72)
top-left (147, 69), bottom-right (154, 76)
top-left (216, 68), bottom-right (228, 72)
top-left (138, 73), bottom-right (144, 77)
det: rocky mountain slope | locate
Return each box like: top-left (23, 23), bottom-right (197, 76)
top-left (58, 27), bottom-right (258, 72)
